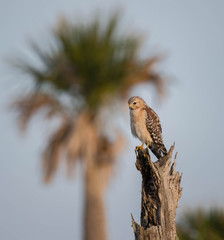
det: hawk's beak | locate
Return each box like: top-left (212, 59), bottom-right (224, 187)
top-left (129, 104), bottom-right (134, 110)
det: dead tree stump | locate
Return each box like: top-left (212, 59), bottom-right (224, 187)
top-left (132, 145), bottom-right (182, 240)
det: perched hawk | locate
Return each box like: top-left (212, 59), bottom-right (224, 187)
top-left (128, 96), bottom-right (167, 159)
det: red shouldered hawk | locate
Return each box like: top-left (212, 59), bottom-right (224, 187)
top-left (128, 96), bottom-right (167, 159)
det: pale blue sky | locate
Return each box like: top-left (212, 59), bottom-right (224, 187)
top-left (1, 1), bottom-right (224, 240)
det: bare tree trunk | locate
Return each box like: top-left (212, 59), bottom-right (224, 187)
top-left (84, 164), bottom-right (108, 240)
top-left (132, 145), bottom-right (182, 240)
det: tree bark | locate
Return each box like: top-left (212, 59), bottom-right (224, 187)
top-left (132, 145), bottom-right (182, 240)
top-left (84, 164), bottom-right (108, 240)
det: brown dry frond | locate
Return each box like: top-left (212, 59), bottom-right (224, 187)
top-left (11, 93), bottom-right (65, 131)
top-left (41, 110), bottom-right (124, 183)
top-left (42, 118), bottom-right (72, 183)
top-left (65, 112), bottom-right (125, 182)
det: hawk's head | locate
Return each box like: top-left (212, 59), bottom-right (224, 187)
top-left (128, 96), bottom-right (146, 110)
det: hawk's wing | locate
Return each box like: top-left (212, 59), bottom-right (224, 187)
top-left (145, 106), bottom-right (164, 147)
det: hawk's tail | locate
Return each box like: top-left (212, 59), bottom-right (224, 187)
top-left (150, 144), bottom-right (167, 159)
top-left (150, 148), bottom-right (162, 159)
top-left (161, 144), bottom-right (167, 156)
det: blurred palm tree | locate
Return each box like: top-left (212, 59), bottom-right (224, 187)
top-left (11, 13), bottom-right (167, 240)
top-left (177, 208), bottom-right (224, 240)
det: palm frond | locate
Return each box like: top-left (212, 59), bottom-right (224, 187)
top-left (66, 112), bottom-right (124, 181)
top-left (11, 92), bottom-right (66, 131)
top-left (14, 13), bottom-right (166, 112)
top-left (177, 208), bottom-right (224, 240)
top-left (42, 119), bottom-right (72, 183)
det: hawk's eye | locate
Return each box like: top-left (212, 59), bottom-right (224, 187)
top-left (133, 102), bottom-right (136, 105)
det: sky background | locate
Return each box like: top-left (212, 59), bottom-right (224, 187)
top-left (1, 0), bottom-right (224, 240)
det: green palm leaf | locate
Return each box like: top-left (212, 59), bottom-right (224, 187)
top-left (177, 208), bottom-right (224, 240)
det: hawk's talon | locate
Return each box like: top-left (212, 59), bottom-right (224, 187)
top-left (136, 143), bottom-right (144, 151)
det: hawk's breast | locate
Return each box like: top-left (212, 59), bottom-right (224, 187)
top-left (130, 109), bottom-right (153, 144)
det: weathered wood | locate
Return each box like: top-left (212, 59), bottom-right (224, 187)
top-left (132, 145), bottom-right (182, 240)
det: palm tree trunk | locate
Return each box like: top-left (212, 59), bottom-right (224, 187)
top-left (132, 145), bottom-right (182, 240)
top-left (84, 163), bottom-right (107, 240)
